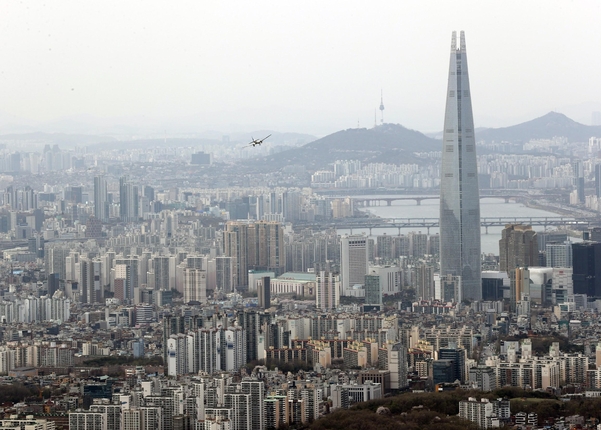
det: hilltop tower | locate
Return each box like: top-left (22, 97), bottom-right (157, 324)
top-left (439, 31), bottom-right (481, 301)
top-left (379, 90), bottom-right (385, 124)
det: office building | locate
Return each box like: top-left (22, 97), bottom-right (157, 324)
top-left (572, 242), bottom-right (601, 298)
top-left (438, 346), bottom-right (466, 383)
top-left (499, 224), bottom-right (538, 273)
top-left (340, 235), bottom-right (369, 291)
top-left (510, 267), bottom-right (530, 310)
top-left (258, 276), bottom-right (271, 309)
top-left (364, 270), bottom-right (382, 309)
top-left (439, 31), bottom-right (481, 301)
top-left (481, 271), bottom-right (508, 301)
top-left (440, 274), bottom-right (461, 303)
top-left (546, 242), bottom-right (572, 267)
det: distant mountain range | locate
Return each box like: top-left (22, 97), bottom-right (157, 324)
top-left (475, 111), bottom-right (601, 143)
top-left (1, 111), bottom-right (598, 168)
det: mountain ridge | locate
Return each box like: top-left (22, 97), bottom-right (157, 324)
top-left (255, 123), bottom-right (440, 170)
top-left (476, 111), bottom-right (601, 143)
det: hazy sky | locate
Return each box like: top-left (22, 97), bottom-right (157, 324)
top-left (1, 1), bottom-right (601, 136)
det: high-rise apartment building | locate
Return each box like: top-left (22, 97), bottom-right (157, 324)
top-left (439, 31), bottom-right (481, 301)
top-left (93, 176), bottom-right (109, 222)
top-left (316, 271), bottom-right (340, 310)
top-left (217, 256), bottom-right (235, 293)
top-left (340, 235), bottom-right (369, 291)
top-left (595, 164), bottom-right (601, 198)
top-left (153, 256), bottom-right (172, 291)
top-left (115, 257), bottom-right (139, 303)
top-left (78, 258), bottom-right (102, 304)
top-left (119, 175), bottom-right (139, 222)
top-left (414, 262), bottom-right (435, 301)
top-left (499, 224), bottom-right (538, 272)
top-left (183, 268), bottom-right (207, 304)
top-left (223, 221), bottom-right (285, 288)
top-left (409, 232), bottom-right (428, 257)
top-left (241, 379), bottom-right (265, 430)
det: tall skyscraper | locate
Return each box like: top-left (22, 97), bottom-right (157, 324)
top-left (439, 31), bottom-right (481, 301)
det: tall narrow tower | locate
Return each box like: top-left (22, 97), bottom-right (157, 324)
top-left (439, 31), bottom-right (481, 301)
top-left (379, 90), bottom-right (385, 124)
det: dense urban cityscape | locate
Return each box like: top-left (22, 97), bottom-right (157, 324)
top-left (3, 2), bottom-right (601, 429)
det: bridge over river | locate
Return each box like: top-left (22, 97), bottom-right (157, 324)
top-left (294, 216), bottom-right (591, 235)
top-left (348, 194), bottom-right (557, 206)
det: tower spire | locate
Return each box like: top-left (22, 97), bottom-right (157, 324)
top-left (379, 90), bottom-right (384, 124)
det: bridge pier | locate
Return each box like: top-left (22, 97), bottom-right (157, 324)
top-left (369, 227), bottom-right (372, 235)
top-left (387, 201), bottom-right (392, 206)
top-left (504, 197), bottom-right (510, 203)
top-left (416, 199), bottom-right (421, 206)
top-left (365, 200), bottom-right (370, 207)
top-left (485, 226), bottom-right (488, 234)
top-left (427, 227), bottom-right (430, 234)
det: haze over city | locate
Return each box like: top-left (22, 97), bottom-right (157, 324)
top-left (2, 2), bottom-right (601, 430)
top-left (1, 0), bottom-right (601, 135)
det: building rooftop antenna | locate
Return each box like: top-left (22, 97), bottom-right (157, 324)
top-left (379, 90), bottom-right (385, 124)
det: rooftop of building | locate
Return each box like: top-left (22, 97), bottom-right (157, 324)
top-left (277, 272), bottom-right (316, 282)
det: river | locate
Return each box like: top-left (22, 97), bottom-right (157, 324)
top-left (339, 196), bottom-right (571, 255)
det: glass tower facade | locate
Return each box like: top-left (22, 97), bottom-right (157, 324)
top-left (439, 31), bottom-right (482, 301)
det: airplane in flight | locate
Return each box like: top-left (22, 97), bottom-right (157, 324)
top-left (248, 134), bottom-right (271, 147)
